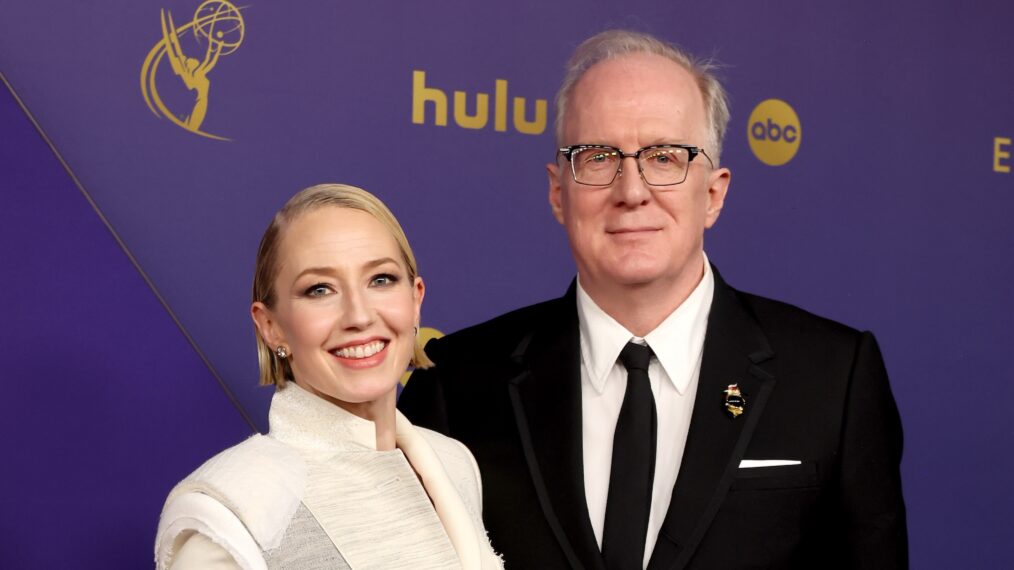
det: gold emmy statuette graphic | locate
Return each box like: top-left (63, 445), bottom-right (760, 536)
top-left (400, 327), bottom-right (444, 387)
top-left (140, 0), bottom-right (245, 140)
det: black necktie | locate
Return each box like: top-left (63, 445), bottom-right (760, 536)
top-left (602, 342), bottom-right (657, 570)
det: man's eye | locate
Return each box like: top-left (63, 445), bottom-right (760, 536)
top-left (643, 149), bottom-right (673, 162)
top-left (584, 151), bottom-right (614, 164)
top-left (644, 149), bottom-right (685, 169)
top-left (304, 284), bottom-right (332, 297)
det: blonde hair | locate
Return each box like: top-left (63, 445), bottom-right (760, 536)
top-left (554, 29), bottom-right (730, 165)
top-left (252, 183), bottom-right (433, 386)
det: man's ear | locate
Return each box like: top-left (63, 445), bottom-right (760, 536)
top-left (704, 166), bottom-right (731, 229)
top-left (251, 302), bottom-right (285, 349)
top-left (547, 162), bottom-right (565, 225)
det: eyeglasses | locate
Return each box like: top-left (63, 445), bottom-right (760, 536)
top-left (558, 144), bottom-right (713, 187)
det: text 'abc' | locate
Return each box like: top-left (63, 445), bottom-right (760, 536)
top-left (747, 99), bottom-right (802, 166)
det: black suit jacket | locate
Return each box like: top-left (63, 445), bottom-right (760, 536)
top-left (399, 268), bottom-right (907, 569)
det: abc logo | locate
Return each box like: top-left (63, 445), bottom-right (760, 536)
top-left (747, 99), bottom-right (801, 166)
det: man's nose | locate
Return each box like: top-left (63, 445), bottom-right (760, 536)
top-left (614, 156), bottom-right (651, 205)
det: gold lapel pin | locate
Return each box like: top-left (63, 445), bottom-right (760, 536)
top-left (723, 384), bottom-right (746, 418)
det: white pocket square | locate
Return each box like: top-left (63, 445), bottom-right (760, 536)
top-left (739, 459), bottom-right (801, 468)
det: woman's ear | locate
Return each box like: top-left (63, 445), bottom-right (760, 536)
top-left (251, 302), bottom-right (285, 349)
top-left (412, 276), bottom-right (425, 325)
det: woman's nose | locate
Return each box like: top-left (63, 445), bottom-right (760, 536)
top-left (340, 289), bottom-right (375, 329)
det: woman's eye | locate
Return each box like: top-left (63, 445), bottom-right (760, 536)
top-left (371, 273), bottom-right (400, 287)
top-left (304, 284), bottom-right (333, 297)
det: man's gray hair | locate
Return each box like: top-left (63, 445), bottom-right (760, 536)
top-left (554, 29), bottom-right (730, 165)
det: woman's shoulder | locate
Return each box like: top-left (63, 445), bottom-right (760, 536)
top-left (155, 435), bottom-right (308, 568)
top-left (171, 434), bottom-right (306, 509)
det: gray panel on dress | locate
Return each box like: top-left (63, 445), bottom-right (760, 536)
top-left (263, 503), bottom-right (351, 570)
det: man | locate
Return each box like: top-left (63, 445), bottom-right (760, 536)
top-left (399, 30), bottom-right (907, 569)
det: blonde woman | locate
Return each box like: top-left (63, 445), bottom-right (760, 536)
top-left (156, 184), bottom-right (501, 569)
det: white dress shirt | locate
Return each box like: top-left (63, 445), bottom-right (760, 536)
top-left (577, 256), bottom-right (714, 568)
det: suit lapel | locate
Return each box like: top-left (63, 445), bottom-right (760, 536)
top-left (508, 283), bottom-right (607, 570)
top-left (649, 268), bottom-right (776, 570)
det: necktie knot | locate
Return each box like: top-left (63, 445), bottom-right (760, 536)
top-left (619, 341), bottom-right (653, 373)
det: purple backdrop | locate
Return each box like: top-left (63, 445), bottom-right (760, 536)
top-left (1, 0), bottom-right (1012, 567)
top-left (0, 85), bottom-right (251, 567)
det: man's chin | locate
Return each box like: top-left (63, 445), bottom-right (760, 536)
top-left (604, 267), bottom-right (671, 289)
top-left (578, 255), bottom-right (683, 292)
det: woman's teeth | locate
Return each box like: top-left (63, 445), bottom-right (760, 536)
top-left (333, 341), bottom-right (386, 359)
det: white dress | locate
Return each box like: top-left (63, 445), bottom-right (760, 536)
top-left (155, 383), bottom-right (502, 569)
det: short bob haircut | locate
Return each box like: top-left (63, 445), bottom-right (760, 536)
top-left (554, 29), bottom-right (731, 165)
top-left (251, 183), bottom-right (433, 387)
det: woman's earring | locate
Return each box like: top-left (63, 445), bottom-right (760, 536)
top-left (275, 346), bottom-right (289, 359)
top-left (413, 326), bottom-right (419, 337)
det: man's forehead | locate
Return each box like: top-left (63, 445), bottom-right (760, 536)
top-left (574, 53), bottom-right (698, 98)
top-left (564, 53), bottom-right (707, 142)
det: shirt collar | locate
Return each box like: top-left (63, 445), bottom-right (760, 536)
top-left (268, 382), bottom-right (380, 453)
top-left (576, 253), bottom-right (715, 396)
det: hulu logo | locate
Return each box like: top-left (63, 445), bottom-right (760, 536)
top-left (412, 70), bottom-right (547, 135)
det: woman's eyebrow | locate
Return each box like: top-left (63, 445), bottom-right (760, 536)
top-left (292, 257), bottom-right (399, 281)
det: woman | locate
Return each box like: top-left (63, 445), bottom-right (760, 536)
top-left (155, 184), bottom-right (502, 569)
